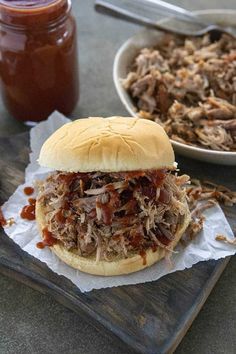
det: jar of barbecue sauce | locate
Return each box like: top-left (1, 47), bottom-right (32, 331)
top-left (0, 0), bottom-right (79, 121)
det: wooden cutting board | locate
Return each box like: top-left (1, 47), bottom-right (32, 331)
top-left (0, 132), bottom-right (235, 354)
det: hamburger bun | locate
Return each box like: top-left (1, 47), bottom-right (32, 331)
top-left (38, 117), bottom-right (175, 173)
top-left (37, 116), bottom-right (190, 276)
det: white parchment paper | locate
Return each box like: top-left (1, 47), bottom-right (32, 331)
top-left (2, 112), bottom-right (236, 292)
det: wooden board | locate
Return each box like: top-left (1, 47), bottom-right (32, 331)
top-left (0, 132), bottom-right (235, 354)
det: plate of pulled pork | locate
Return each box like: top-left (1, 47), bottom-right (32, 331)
top-left (113, 10), bottom-right (236, 165)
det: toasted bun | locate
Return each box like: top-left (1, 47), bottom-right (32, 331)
top-left (38, 117), bottom-right (175, 172)
top-left (35, 199), bottom-right (190, 276)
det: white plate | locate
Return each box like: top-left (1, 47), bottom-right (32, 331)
top-left (113, 10), bottom-right (236, 165)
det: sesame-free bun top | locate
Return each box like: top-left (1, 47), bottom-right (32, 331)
top-left (39, 117), bottom-right (175, 172)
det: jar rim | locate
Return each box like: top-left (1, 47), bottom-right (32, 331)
top-left (0, 0), bottom-right (71, 28)
top-left (0, 0), bottom-right (70, 11)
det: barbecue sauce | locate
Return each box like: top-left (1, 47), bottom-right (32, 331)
top-left (24, 186), bottom-right (34, 196)
top-left (0, 0), bottom-right (79, 121)
top-left (139, 250), bottom-right (147, 266)
top-left (20, 198), bottom-right (36, 220)
top-left (151, 244), bottom-right (158, 253)
top-left (130, 232), bottom-right (142, 248)
top-left (36, 227), bottom-right (57, 249)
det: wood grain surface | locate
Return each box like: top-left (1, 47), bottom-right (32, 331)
top-left (0, 132), bottom-right (235, 354)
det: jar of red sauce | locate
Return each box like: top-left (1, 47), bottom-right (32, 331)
top-left (0, 0), bottom-right (79, 122)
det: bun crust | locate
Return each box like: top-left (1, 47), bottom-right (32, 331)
top-left (35, 199), bottom-right (190, 276)
top-left (39, 117), bottom-right (175, 172)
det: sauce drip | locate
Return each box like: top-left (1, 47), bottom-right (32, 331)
top-left (139, 249), bottom-right (147, 266)
top-left (28, 198), bottom-right (36, 206)
top-left (151, 244), bottom-right (158, 253)
top-left (20, 198), bottom-right (36, 220)
top-left (37, 227), bottom-right (57, 249)
top-left (130, 232), bottom-right (142, 248)
top-left (24, 186), bottom-right (34, 196)
top-left (0, 207), bottom-right (7, 227)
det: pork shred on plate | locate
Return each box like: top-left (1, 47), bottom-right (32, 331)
top-left (37, 170), bottom-right (189, 262)
top-left (123, 34), bottom-right (236, 151)
top-left (185, 179), bottom-right (236, 239)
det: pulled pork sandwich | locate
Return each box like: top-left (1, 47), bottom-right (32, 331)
top-left (36, 117), bottom-right (191, 276)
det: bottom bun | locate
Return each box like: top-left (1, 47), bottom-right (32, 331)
top-left (35, 200), bottom-right (191, 276)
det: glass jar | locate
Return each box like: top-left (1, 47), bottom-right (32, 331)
top-left (0, 0), bottom-right (79, 122)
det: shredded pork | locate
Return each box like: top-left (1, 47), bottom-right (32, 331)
top-left (37, 171), bottom-right (236, 260)
top-left (38, 170), bottom-right (189, 261)
top-left (215, 234), bottom-right (236, 245)
top-left (123, 34), bottom-right (236, 151)
top-left (185, 179), bottom-right (236, 239)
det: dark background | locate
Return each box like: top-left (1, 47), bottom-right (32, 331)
top-left (0, 1), bottom-right (236, 353)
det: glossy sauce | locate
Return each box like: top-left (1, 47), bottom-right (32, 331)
top-left (130, 232), bottom-right (142, 248)
top-left (151, 244), bottom-right (158, 253)
top-left (24, 186), bottom-right (34, 196)
top-left (0, 0), bottom-right (79, 121)
top-left (36, 227), bottom-right (57, 249)
top-left (0, 207), bottom-right (7, 226)
top-left (139, 249), bottom-right (147, 266)
top-left (20, 198), bottom-right (36, 220)
top-left (28, 198), bottom-right (36, 206)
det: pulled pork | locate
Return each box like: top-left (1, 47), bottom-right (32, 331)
top-left (123, 34), bottom-right (236, 151)
top-left (37, 170), bottom-right (189, 262)
top-left (185, 179), bottom-right (236, 239)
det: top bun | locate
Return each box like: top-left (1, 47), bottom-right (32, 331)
top-left (39, 117), bottom-right (175, 172)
